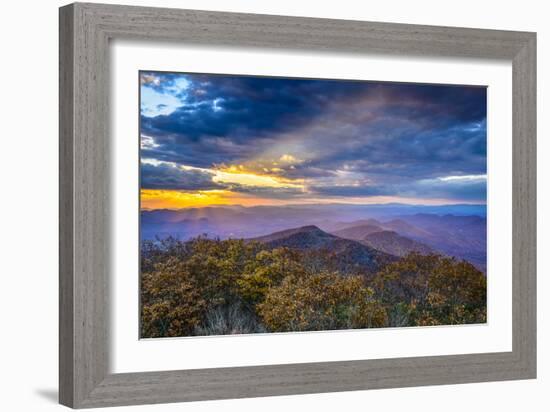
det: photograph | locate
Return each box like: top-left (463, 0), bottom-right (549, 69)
top-left (139, 71), bottom-right (488, 338)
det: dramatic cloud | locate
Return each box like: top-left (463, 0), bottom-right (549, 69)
top-left (140, 161), bottom-right (223, 191)
top-left (309, 175), bottom-right (486, 202)
top-left (139, 71), bottom-right (487, 207)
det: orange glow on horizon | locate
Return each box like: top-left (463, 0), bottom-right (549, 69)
top-left (140, 189), bottom-right (299, 209)
top-left (141, 189), bottom-right (235, 209)
top-left (140, 189), bottom-right (485, 210)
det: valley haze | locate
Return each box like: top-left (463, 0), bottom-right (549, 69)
top-left (141, 203), bottom-right (487, 271)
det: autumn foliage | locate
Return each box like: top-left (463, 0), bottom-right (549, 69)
top-left (372, 253), bottom-right (487, 326)
top-left (258, 273), bottom-right (386, 331)
top-left (140, 237), bottom-right (487, 337)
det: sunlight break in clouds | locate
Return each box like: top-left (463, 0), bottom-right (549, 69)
top-left (212, 165), bottom-right (304, 189)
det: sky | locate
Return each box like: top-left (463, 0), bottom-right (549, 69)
top-left (139, 71), bottom-right (487, 210)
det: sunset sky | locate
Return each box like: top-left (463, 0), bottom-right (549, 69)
top-left (140, 71), bottom-right (487, 210)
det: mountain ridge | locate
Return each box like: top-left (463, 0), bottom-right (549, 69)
top-left (251, 225), bottom-right (397, 274)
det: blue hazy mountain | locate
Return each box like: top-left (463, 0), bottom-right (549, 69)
top-left (141, 203), bottom-right (485, 240)
top-left (141, 203), bottom-right (486, 270)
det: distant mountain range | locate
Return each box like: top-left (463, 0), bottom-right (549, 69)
top-left (331, 220), bottom-right (386, 237)
top-left (140, 205), bottom-right (340, 240)
top-left (362, 231), bottom-right (434, 257)
top-left (394, 214), bottom-right (486, 271)
top-left (141, 203), bottom-right (486, 271)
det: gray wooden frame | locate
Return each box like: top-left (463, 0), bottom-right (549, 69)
top-left (59, 2), bottom-right (536, 408)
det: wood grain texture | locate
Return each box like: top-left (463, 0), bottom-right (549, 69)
top-left (512, 34), bottom-right (537, 374)
top-left (60, 3), bottom-right (110, 406)
top-left (59, 4), bottom-right (74, 406)
top-left (59, 2), bottom-right (537, 408)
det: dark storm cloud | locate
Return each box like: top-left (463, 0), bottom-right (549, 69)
top-left (301, 119), bottom-right (487, 181)
top-left (310, 177), bottom-right (487, 202)
top-left (140, 71), bottom-right (487, 202)
top-left (140, 73), bottom-right (366, 167)
top-left (140, 135), bottom-right (256, 168)
top-left (140, 162), bottom-right (224, 191)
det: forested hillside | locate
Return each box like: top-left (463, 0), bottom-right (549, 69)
top-left (140, 232), bottom-right (487, 338)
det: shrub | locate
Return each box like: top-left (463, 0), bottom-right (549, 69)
top-left (258, 272), bottom-right (387, 332)
top-left (237, 247), bottom-right (306, 305)
top-left (183, 237), bottom-right (261, 305)
top-left (372, 253), bottom-right (486, 326)
top-left (141, 257), bottom-right (206, 337)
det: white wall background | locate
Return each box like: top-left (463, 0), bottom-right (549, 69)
top-left (0, 1), bottom-right (546, 411)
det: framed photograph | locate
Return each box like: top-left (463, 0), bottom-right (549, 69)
top-left (59, 2), bottom-right (536, 408)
